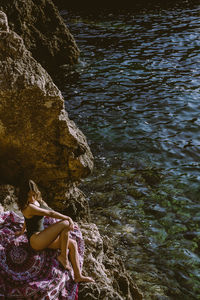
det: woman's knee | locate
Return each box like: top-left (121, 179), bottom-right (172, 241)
top-left (60, 220), bottom-right (70, 230)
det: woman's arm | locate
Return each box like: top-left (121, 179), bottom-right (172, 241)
top-left (27, 204), bottom-right (74, 230)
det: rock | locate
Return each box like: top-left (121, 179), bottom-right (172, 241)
top-left (0, 11), bottom-right (93, 218)
top-left (79, 223), bottom-right (143, 300)
top-left (0, 184), bottom-right (21, 215)
top-left (0, 0), bottom-right (80, 77)
top-left (0, 11), bottom-right (8, 31)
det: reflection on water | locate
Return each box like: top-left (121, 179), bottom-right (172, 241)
top-left (58, 5), bottom-right (200, 299)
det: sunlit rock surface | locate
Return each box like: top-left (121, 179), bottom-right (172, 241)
top-left (0, 0), bottom-right (80, 76)
top-left (0, 11), bottom-right (93, 217)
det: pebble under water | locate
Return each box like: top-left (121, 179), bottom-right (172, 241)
top-left (57, 5), bottom-right (200, 299)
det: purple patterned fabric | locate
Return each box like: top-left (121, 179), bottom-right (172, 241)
top-left (0, 211), bottom-right (84, 299)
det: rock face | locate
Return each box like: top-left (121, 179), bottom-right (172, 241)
top-left (0, 0), bottom-right (80, 76)
top-left (0, 11), bottom-right (93, 218)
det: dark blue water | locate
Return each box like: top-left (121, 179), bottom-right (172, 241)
top-left (59, 6), bottom-right (200, 299)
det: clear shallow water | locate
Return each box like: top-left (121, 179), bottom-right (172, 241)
top-left (58, 6), bottom-right (200, 299)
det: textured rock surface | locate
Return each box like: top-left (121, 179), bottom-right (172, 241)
top-left (79, 223), bottom-right (143, 300)
top-left (0, 184), bottom-right (21, 215)
top-left (0, 0), bottom-right (80, 76)
top-left (0, 11), bottom-right (93, 218)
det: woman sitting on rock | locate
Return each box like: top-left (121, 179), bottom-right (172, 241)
top-left (15, 179), bottom-right (94, 283)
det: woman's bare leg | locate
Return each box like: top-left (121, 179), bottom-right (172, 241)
top-left (68, 239), bottom-right (94, 283)
top-left (57, 229), bottom-right (71, 270)
top-left (48, 236), bottom-right (94, 281)
top-left (30, 220), bottom-right (70, 251)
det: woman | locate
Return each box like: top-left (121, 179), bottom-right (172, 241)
top-left (15, 179), bottom-right (94, 283)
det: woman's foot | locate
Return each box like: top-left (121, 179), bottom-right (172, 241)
top-left (57, 255), bottom-right (71, 270)
top-left (75, 275), bottom-right (95, 283)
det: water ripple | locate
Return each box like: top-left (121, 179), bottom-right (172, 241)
top-left (60, 6), bottom-right (200, 299)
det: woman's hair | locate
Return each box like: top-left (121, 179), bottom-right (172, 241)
top-left (17, 179), bottom-right (42, 211)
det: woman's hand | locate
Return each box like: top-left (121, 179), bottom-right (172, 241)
top-left (66, 217), bottom-right (74, 231)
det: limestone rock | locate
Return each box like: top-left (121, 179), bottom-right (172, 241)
top-left (0, 0), bottom-right (80, 76)
top-left (0, 184), bottom-right (21, 215)
top-left (0, 11), bottom-right (93, 217)
top-left (79, 223), bottom-right (143, 300)
top-left (0, 11), bottom-right (8, 32)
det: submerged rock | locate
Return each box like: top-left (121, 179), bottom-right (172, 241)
top-left (0, 0), bottom-right (80, 76)
top-left (0, 11), bottom-right (93, 218)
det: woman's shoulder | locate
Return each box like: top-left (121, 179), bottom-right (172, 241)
top-left (22, 203), bottom-right (36, 217)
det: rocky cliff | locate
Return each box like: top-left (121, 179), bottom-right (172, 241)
top-left (0, 10), bottom-right (143, 300)
top-left (0, 10), bottom-right (92, 219)
top-left (0, 0), bottom-right (79, 77)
